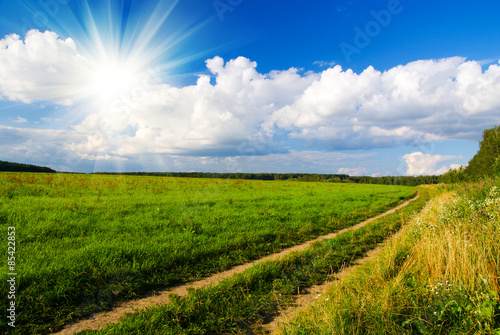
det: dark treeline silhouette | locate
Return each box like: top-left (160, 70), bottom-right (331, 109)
top-left (94, 171), bottom-right (440, 186)
top-left (0, 160), bottom-right (55, 173)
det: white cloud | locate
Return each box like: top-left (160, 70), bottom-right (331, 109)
top-left (338, 167), bottom-right (368, 176)
top-left (72, 56), bottom-right (500, 159)
top-left (41, 118), bottom-right (60, 122)
top-left (270, 57), bottom-right (500, 150)
top-left (403, 152), bottom-right (463, 176)
top-left (71, 56), bottom-right (317, 158)
top-left (9, 116), bottom-right (28, 124)
top-left (313, 60), bottom-right (336, 67)
top-left (1, 29), bottom-right (500, 171)
top-left (0, 30), bottom-right (86, 105)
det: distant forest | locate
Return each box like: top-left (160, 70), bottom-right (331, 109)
top-left (0, 159), bottom-right (440, 185)
top-left (95, 171), bottom-right (440, 186)
top-left (0, 160), bottom-right (56, 173)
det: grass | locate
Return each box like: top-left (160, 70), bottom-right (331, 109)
top-left (279, 180), bottom-right (500, 334)
top-left (0, 172), bottom-right (416, 334)
top-left (75, 186), bottom-right (430, 334)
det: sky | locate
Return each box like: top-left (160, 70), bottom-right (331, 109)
top-left (0, 0), bottom-right (499, 176)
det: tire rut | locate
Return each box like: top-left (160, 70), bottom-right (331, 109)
top-left (258, 191), bottom-right (424, 334)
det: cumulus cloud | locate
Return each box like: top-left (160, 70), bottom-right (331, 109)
top-left (269, 57), bottom-right (500, 150)
top-left (71, 56), bottom-right (317, 158)
top-left (0, 30), bottom-right (87, 105)
top-left (403, 152), bottom-right (463, 176)
top-left (2, 30), bottom-right (500, 170)
top-left (73, 56), bottom-right (500, 159)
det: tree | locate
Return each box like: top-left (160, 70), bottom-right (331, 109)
top-left (495, 156), bottom-right (500, 177)
top-left (465, 125), bottom-right (500, 179)
top-left (441, 166), bottom-right (467, 184)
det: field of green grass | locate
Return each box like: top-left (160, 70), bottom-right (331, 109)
top-left (0, 172), bottom-right (416, 334)
top-left (77, 185), bottom-right (429, 335)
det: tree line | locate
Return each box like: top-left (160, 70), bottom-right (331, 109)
top-left (95, 171), bottom-right (440, 186)
top-left (0, 160), bottom-right (55, 173)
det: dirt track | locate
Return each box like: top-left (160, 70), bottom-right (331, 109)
top-left (54, 192), bottom-right (419, 335)
top-left (259, 229), bottom-right (397, 334)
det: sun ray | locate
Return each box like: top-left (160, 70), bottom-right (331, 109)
top-left (10, 1), bottom-right (222, 113)
top-left (130, 0), bottom-right (180, 58)
top-left (80, 1), bottom-right (108, 60)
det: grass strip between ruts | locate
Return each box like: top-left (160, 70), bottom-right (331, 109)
top-left (79, 188), bottom-right (431, 334)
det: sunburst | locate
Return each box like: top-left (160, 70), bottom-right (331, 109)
top-left (58, 0), bottom-right (210, 109)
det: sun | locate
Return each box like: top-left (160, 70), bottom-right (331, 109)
top-left (65, 0), bottom-right (208, 108)
top-left (83, 58), bottom-right (143, 103)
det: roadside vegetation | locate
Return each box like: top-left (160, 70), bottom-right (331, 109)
top-left (279, 180), bottom-right (499, 334)
top-left (0, 173), bottom-right (414, 334)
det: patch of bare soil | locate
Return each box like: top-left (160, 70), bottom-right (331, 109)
top-left (53, 193), bottom-right (419, 335)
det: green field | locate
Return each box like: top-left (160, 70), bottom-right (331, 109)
top-left (79, 186), bottom-right (430, 335)
top-left (0, 172), bottom-right (416, 334)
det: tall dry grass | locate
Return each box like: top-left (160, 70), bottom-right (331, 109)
top-left (280, 182), bottom-right (500, 334)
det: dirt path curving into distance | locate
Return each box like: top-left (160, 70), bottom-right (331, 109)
top-left (54, 192), bottom-right (419, 335)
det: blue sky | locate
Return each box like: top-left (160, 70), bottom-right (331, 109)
top-left (1, 0), bottom-right (499, 175)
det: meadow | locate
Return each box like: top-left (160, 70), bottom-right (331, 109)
top-left (0, 172), bottom-right (416, 334)
top-left (77, 184), bottom-right (430, 334)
